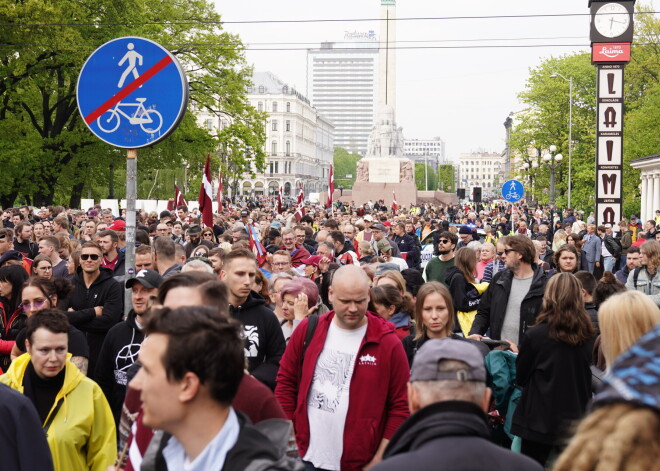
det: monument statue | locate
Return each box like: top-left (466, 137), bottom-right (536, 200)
top-left (365, 105), bottom-right (404, 159)
top-left (356, 160), bottom-right (369, 182)
top-left (400, 160), bottom-right (413, 183)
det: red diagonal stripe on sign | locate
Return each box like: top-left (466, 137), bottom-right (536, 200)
top-left (84, 54), bottom-right (174, 124)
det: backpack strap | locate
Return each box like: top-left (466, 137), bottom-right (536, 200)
top-left (633, 266), bottom-right (642, 288)
top-left (302, 314), bottom-right (319, 359)
top-left (43, 398), bottom-right (64, 436)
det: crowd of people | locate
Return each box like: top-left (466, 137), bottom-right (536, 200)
top-left (0, 200), bottom-right (658, 471)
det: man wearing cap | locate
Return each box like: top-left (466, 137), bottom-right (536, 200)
top-left (377, 239), bottom-right (408, 271)
top-left (184, 224), bottom-right (213, 258)
top-left (301, 255), bottom-right (323, 282)
top-left (456, 226), bottom-right (474, 249)
top-left (95, 269), bottom-right (163, 425)
top-left (371, 223), bottom-right (402, 258)
top-left (356, 214), bottom-right (375, 243)
top-left (276, 265), bottom-right (409, 471)
top-left (373, 338), bottom-right (542, 471)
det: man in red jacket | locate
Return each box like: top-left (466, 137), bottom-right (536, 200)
top-left (276, 265), bottom-right (410, 471)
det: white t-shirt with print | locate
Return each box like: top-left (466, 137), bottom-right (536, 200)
top-left (303, 320), bottom-right (368, 470)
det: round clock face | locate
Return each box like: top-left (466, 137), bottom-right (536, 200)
top-left (595, 3), bottom-right (630, 38)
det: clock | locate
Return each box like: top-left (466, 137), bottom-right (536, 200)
top-left (594, 3), bottom-right (630, 38)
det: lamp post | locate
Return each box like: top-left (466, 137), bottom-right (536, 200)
top-left (521, 159), bottom-right (539, 204)
top-left (543, 145), bottom-right (563, 207)
top-left (550, 72), bottom-right (573, 208)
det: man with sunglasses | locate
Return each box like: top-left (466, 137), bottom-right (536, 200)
top-left (67, 241), bottom-right (124, 381)
top-left (469, 235), bottom-right (546, 349)
top-left (424, 231), bottom-right (458, 287)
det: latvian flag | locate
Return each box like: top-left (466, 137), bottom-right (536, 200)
top-left (295, 182), bottom-right (305, 221)
top-left (174, 184), bottom-right (187, 208)
top-left (247, 224), bottom-right (267, 266)
top-left (277, 186), bottom-right (283, 214)
top-left (392, 192), bottom-right (398, 213)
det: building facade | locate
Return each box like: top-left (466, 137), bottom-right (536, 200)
top-left (404, 137), bottom-right (446, 167)
top-left (244, 72), bottom-right (334, 198)
top-left (457, 151), bottom-right (506, 198)
top-left (307, 39), bottom-right (379, 155)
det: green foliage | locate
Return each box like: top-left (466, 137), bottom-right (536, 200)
top-left (0, 0), bottom-right (265, 208)
top-left (333, 147), bottom-right (361, 188)
top-left (437, 164), bottom-right (455, 192)
top-left (414, 163), bottom-right (437, 191)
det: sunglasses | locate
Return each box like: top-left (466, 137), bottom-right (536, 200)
top-left (20, 298), bottom-right (49, 311)
top-left (503, 248), bottom-right (517, 255)
top-left (496, 252), bottom-right (504, 256)
top-left (438, 239), bottom-right (450, 244)
top-left (81, 253), bottom-right (100, 261)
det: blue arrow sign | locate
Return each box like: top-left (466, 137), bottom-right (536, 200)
top-left (77, 37), bottom-right (188, 149)
top-left (502, 179), bottom-right (525, 203)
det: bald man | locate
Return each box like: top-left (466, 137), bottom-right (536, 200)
top-left (276, 265), bottom-right (410, 471)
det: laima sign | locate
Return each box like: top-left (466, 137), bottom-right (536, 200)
top-left (592, 43), bottom-right (631, 62)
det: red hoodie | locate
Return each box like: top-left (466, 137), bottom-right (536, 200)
top-left (276, 311), bottom-right (410, 471)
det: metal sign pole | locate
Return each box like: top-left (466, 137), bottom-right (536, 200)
top-left (124, 149), bottom-right (137, 317)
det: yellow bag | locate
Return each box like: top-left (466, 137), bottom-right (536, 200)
top-left (457, 282), bottom-right (489, 337)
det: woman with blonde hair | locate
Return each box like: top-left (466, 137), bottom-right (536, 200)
top-left (597, 290), bottom-right (660, 367)
top-left (552, 229), bottom-right (567, 252)
top-left (512, 273), bottom-right (595, 466)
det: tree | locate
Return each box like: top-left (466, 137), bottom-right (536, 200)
top-left (437, 164), bottom-right (455, 192)
top-left (0, 0), bottom-right (265, 208)
top-left (414, 163), bottom-right (437, 191)
top-left (333, 147), bottom-right (361, 188)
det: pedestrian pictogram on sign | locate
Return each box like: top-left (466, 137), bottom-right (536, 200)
top-left (77, 37), bottom-right (188, 149)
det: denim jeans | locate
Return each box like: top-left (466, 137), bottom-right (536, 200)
top-left (603, 256), bottom-right (616, 273)
top-left (304, 462), bottom-right (333, 471)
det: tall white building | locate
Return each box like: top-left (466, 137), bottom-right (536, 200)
top-left (404, 138), bottom-right (446, 167)
top-left (458, 151), bottom-right (505, 197)
top-left (242, 72), bottom-right (334, 197)
top-left (307, 37), bottom-right (379, 155)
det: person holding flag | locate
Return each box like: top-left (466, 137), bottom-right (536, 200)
top-left (392, 191), bottom-right (399, 214)
top-left (198, 153), bottom-right (214, 228)
top-left (295, 182), bottom-right (306, 222)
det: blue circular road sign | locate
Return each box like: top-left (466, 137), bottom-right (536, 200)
top-left (502, 179), bottom-right (525, 203)
top-left (77, 37), bottom-right (188, 149)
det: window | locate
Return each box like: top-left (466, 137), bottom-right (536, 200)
top-left (286, 102), bottom-right (291, 112)
top-left (205, 118), bottom-right (214, 130)
top-left (258, 86), bottom-right (264, 93)
top-left (285, 141), bottom-right (291, 156)
top-left (272, 120), bottom-right (278, 131)
top-left (271, 141), bottom-right (277, 156)
top-left (285, 120), bottom-right (291, 132)
top-left (272, 102), bottom-right (278, 112)
top-left (257, 101), bottom-right (263, 112)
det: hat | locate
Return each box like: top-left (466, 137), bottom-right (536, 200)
top-left (0, 250), bottom-right (22, 267)
top-left (301, 255), bottom-right (322, 268)
top-left (593, 323), bottom-right (660, 413)
top-left (107, 219), bottom-right (126, 232)
top-left (364, 215), bottom-right (374, 222)
top-left (188, 224), bottom-right (202, 235)
top-left (459, 225), bottom-right (472, 235)
top-left (410, 338), bottom-right (486, 383)
top-left (377, 239), bottom-right (392, 252)
top-left (270, 221), bottom-right (282, 230)
top-left (125, 269), bottom-right (163, 290)
top-left (382, 221), bottom-right (392, 227)
top-left (87, 209), bottom-right (99, 218)
top-left (372, 223), bottom-right (387, 232)
top-left (240, 210), bottom-right (249, 217)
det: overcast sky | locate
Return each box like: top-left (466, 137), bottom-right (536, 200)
top-left (214, 0), bottom-right (654, 163)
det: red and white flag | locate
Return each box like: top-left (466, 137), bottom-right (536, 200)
top-left (294, 182), bottom-right (305, 221)
top-left (198, 154), bottom-right (214, 228)
top-left (277, 186), bottom-right (283, 214)
top-left (217, 170), bottom-right (223, 212)
top-left (174, 184), bottom-right (188, 208)
top-left (392, 191), bottom-right (398, 213)
top-left (326, 164), bottom-right (334, 209)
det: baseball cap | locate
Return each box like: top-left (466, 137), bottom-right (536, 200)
top-left (270, 221), bottom-right (282, 230)
top-left (107, 219), bottom-right (126, 232)
top-left (0, 250), bottom-right (22, 267)
top-left (125, 269), bottom-right (164, 290)
top-left (188, 224), bottom-right (202, 235)
top-left (301, 255), bottom-right (322, 267)
top-left (372, 223), bottom-right (387, 232)
top-left (364, 215), bottom-right (374, 222)
top-left (459, 225), bottom-right (472, 235)
top-left (377, 239), bottom-right (392, 252)
top-left (240, 210), bottom-right (249, 217)
top-left (593, 323), bottom-right (660, 413)
top-left (410, 338), bottom-right (486, 383)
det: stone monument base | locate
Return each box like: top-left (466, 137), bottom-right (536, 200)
top-left (351, 181), bottom-right (418, 207)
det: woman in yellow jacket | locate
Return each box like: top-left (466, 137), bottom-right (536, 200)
top-left (0, 309), bottom-right (115, 471)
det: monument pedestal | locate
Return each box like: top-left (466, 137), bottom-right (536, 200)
top-left (351, 181), bottom-right (418, 207)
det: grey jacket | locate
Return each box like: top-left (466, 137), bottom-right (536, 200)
top-left (582, 234), bottom-right (601, 263)
top-left (626, 267), bottom-right (660, 307)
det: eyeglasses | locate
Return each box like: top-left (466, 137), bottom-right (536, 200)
top-left (81, 253), bottom-right (100, 261)
top-left (20, 298), bottom-right (49, 311)
top-left (282, 238), bottom-right (295, 243)
top-left (503, 248), bottom-right (517, 255)
top-left (273, 262), bottom-right (290, 267)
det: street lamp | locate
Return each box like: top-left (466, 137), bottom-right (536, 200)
top-left (550, 72), bottom-right (573, 209)
top-left (542, 145), bottom-right (563, 207)
top-left (521, 159), bottom-right (539, 204)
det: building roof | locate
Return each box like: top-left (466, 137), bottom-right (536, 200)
top-left (249, 71), bottom-right (310, 104)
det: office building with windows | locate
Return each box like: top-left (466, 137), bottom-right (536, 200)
top-left (458, 151), bottom-right (505, 197)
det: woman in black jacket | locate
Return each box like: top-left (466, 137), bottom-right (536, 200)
top-left (511, 273), bottom-right (595, 467)
top-left (445, 247), bottom-right (484, 336)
